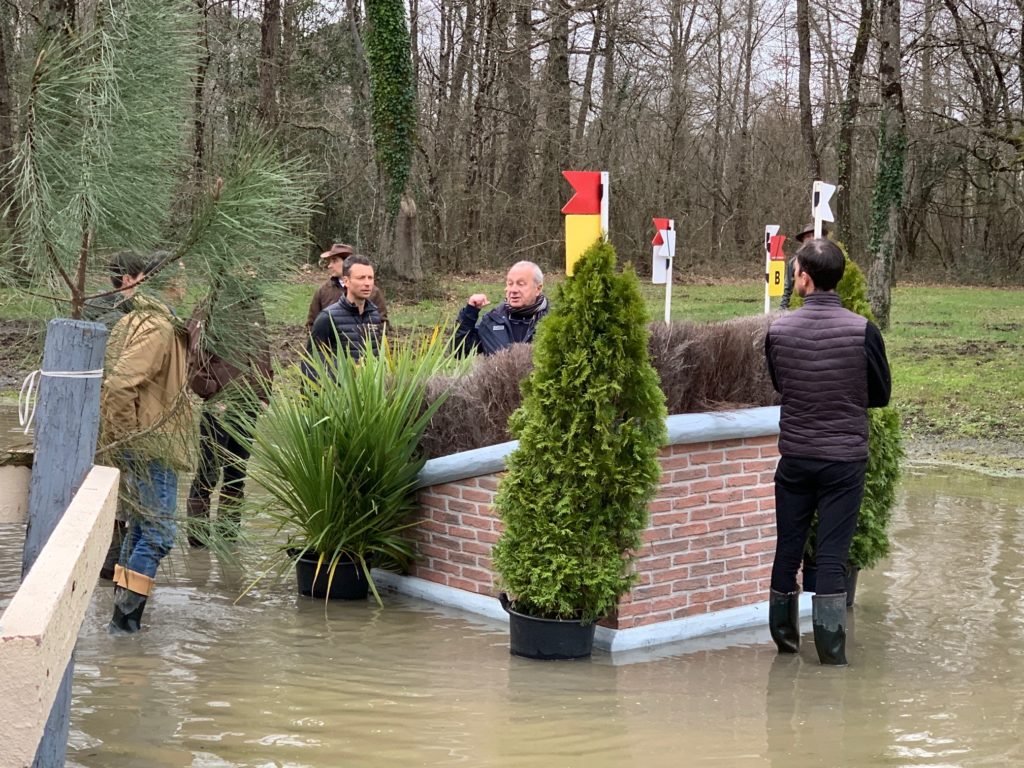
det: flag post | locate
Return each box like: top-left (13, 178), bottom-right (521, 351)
top-left (562, 171), bottom-right (609, 276)
top-left (812, 180), bottom-right (837, 238)
top-left (652, 218), bottom-right (676, 323)
top-left (764, 224), bottom-right (780, 314)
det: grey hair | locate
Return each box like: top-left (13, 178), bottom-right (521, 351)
top-left (511, 260), bottom-right (543, 287)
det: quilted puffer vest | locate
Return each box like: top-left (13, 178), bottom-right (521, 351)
top-left (768, 292), bottom-right (869, 461)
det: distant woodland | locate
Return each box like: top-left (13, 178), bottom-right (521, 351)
top-left (1, 1), bottom-right (1021, 296)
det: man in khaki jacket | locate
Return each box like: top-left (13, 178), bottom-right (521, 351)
top-left (101, 251), bottom-right (194, 633)
top-left (306, 243), bottom-right (389, 332)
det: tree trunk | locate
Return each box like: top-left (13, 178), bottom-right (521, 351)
top-left (597, 0), bottom-right (618, 154)
top-left (47, 0), bottom-right (76, 34)
top-left (835, 0), bottom-right (873, 249)
top-left (466, 0), bottom-right (501, 258)
top-left (191, 0), bottom-right (211, 194)
top-left (258, 0), bottom-right (281, 126)
top-left (390, 194), bottom-right (423, 281)
top-left (867, 0), bottom-right (906, 330)
top-left (0, 6), bottom-right (17, 229)
top-left (500, 0), bottom-right (533, 250)
top-left (796, 0), bottom-right (820, 180)
top-left (543, 0), bottom-right (572, 244)
top-left (732, 0), bottom-right (756, 254)
top-left (574, 6), bottom-right (603, 149)
top-left (709, 0), bottom-right (725, 261)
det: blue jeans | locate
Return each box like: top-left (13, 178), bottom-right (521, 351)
top-left (120, 459), bottom-right (178, 580)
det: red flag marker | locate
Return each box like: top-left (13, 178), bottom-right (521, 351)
top-left (652, 218), bottom-right (670, 245)
top-left (561, 171), bottom-right (603, 215)
top-left (769, 234), bottom-right (787, 260)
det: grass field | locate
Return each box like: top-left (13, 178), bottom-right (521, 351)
top-left (2, 273), bottom-right (1022, 469)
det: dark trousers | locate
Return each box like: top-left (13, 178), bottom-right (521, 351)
top-left (770, 456), bottom-right (867, 596)
top-left (187, 408), bottom-right (255, 525)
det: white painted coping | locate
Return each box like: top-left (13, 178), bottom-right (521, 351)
top-left (0, 465), bottom-right (119, 767)
top-left (0, 465), bottom-right (31, 524)
top-left (372, 570), bottom-right (812, 655)
top-left (415, 406), bottom-right (780, 489)
top-left (397, 407), bottom-right (785, 652)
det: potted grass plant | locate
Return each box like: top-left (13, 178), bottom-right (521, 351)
top-left (492, 240), bottom-right (667, 659)
top-left (239, 332), bottom-right (456, 603)
top-left (794, 249), bottom-right (904, 605)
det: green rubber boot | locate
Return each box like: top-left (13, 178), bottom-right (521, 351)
top-left (769, 589), bottom-right (801, 653)
top-left (812, 593), bottom-right (848, 666)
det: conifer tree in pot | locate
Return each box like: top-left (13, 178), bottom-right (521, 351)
top-left (492, 240), bottom-right (667, 659)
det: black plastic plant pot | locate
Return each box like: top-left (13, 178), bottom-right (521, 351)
top-left (500, 593), bottom-right (595, 660)
top-left (291, 550), bottom-right (369, 600)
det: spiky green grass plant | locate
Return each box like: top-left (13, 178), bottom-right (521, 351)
top-left (239, 331), bottom-right (456, 604)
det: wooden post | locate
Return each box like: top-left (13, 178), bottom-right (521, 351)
top-left (21, 318), bottom-right (107, 768)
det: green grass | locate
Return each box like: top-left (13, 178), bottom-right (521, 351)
top-left (2, 278), bottom-right (1022, 445)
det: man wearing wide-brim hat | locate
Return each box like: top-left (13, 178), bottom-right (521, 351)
top-left (306, 243), bottom-right (389, 331)
top-left (780, 222), bottom-right (830, 310)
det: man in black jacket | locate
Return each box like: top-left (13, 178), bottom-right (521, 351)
top-left (764, 238), bottom-right (891, 666)
top-left (454, 261), bottom-right (549, 356)
top-left (306, 254), bottom-right (383, 376)
top-left (779, 222), bottom-right (827, 310)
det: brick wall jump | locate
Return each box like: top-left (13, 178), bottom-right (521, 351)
top-left (409, 409), bottom-right (781, 631)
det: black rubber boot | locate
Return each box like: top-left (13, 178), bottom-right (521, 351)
top-left (769, 589), bottom-right (801, 653)
top-left (812, 593), bottom-right (848, 666)
top-left (186, 496), bottom-right (210, 548)
top-left (109, 586), bottom-right (148, 634)
top-left (99, 519), bottom-right (127, 581)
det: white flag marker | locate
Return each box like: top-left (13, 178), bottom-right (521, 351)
top-left (812, 180), bottom-right (837, 238)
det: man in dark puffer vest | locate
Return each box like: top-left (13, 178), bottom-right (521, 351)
top-left (306, 243), bottom-right (390, 333)
top-left (454, 261), bottom-right (549, 356)
top-left (764, 238), bottom-right (891, 666)
top-left (306, 254), bottom-right (383, 378)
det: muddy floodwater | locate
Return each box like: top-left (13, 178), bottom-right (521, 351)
top-left (2, 465), bottom-right (1023, 767)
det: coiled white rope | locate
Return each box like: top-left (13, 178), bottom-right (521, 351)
top-left (18, 368), bottom-right (105, 435)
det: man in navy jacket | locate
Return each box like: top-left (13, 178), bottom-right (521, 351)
top-left (454, 261), bottom-right (549, 356)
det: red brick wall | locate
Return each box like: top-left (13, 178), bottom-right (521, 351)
top-left (410, 435), bottom-right (780, 628)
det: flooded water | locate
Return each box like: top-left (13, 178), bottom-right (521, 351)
top-left (2, 465), bottom-right (1023, 767)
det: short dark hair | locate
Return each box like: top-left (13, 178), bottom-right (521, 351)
top-left (343, 254), bottom-right (373, 277)
top-left (794, 238), bottom-right (845, 291)
top-left (144, 250), bottom-right (172, 277)
top-left (108, 250), bottom-right (148, 289)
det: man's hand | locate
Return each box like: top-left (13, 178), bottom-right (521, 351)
top-left (467, 293), bottom-right (490, 308)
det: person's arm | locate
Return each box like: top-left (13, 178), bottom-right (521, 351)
top-left (780, 260), bottom-right (794, 310)
top-left (189, 351), bottom-right (221, 400)
top-left (302, 312), bottom-right (335, 381)
top-left (764, 332), bottom-right (781, 394)
top-left (865, 323), bottom-right (892, 408)
top-left (306, 288), bottom-right (324, 331)
top-left (453, 304), bottom-right (483, 357)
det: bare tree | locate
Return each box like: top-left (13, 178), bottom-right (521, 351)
top-left (867, 0), bottom-right (907, 329)
top-left (835, 0), bottom-right (874, 249)
top-left (796, 0), bottom-right (821, 180)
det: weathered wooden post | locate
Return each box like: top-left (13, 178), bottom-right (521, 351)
top-left (21, 318), bottom-right (107, 768)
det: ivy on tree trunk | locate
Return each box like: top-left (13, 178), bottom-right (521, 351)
top-left (364, 0), bottom-right (421, 280)
top-left (867, 0), bottom-right (906, 331)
